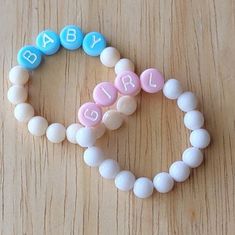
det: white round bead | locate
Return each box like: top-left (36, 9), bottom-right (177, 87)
top-left (190, 129), bottom-right (210, 149)
top-left (100, 47), bottom-right (121, 67)
top-left (182, 147), bottom-right (203, 168)
top-left (114, 58), bottom-right (134, 74)
top-left (92, 123), bottom-right (106, 139)
top-left (169, 161), bottom-right (190, 182)
top-left (177, 91), bottom-right (198, 112)
top-left (133, 177), bottom-right (154, 199)
top-left (14, 103), bottom-right (34, 123)
top-left (83, 146), bottom-right (105, 167)
top-left (153, 172), bottom-right (174, 193)
top-left (163, 79), bottom-right (183, 99)
top-left (46, 123), bottom-right (66, 144)
top-left (115, 171), bottom-right (136, 191)
top-left (9, 65), bottom-right (29, 85)
top-left (66, 123), bottom-right (83, 144)
top-left (102, 110), bottom-right (124, 130)
top-left (116, 96), bottom-right (137, 115)
top-left (184, 110), bottom-right (204, 130)
top-left (99, 159), bottom-right (120, 179)
top-left (28, 116), bottom-right (48, 137)
top-left (76, 127), bottom-right (96, 147)
top-left (7, 85), bottom-right (28, 105)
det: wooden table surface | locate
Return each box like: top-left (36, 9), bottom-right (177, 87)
top-left (0, 0), bottom-right (235, 234)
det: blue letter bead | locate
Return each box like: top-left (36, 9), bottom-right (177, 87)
top-left (82, 32), bottom-right (106, 56)
top-left (17, 45), bottom-right (42, 70)
top-left (60, 25), bottom-right (84, 50)
top-left (36, 29), bottom-right (60, 55)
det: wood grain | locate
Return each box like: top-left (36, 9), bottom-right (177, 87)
top-left (0, 0), bottom-right (235, 234)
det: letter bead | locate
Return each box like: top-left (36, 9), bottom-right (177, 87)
top-left (78, 102), bottom-right (102, 127)
top-left (17, 45), bottom-right (42, 70)
top-left (36, 29), bottom-right (60, 55)
top-left (140, 68), bottom-right (164, 93)
top-left (60, 25), bottom-right (84, 50)
top-left (82, 32), bottom-right (106, 56)
top-left (93, 82), bottom-right (118, 107)
top-left (115, 71), bottom-right (141, 96)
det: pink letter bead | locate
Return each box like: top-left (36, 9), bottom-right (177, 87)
top-left (140, 68), bottom-right (164, 93)
top-left (114, 71), bottom-right (141, 96)
top-left (78, 102), bottom-right (102, 127)
top-left (93, 82), bottom-right (118, 107)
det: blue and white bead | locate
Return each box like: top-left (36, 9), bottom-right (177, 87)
top-left (82, 32), bottom-right (106, 56)
top-left (60, 25), bottom-right (84, 50)
top-left (17, 45), bottom-right (42, 70)
top-left (36, 29), bottom-right (60, 55)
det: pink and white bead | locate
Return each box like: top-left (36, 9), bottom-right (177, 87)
top-left (115, 71), bottom-right (141, 96)
top-left (78, 102), bottom-right (102, 127)
top-left (140, 68), bottom-right (164, 93)
top-left (93, 82), bottom-right (118, 107)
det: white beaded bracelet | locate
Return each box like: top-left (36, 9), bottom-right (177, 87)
top-left (80, 77), bottom-right (210, 199)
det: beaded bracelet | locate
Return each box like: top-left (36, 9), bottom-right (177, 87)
top-left (8, 25), bottom-right (136, 143)
top-left (7, 25), bottom-right (211, 199)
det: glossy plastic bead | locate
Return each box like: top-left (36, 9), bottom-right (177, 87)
top-left (140, 68), bottom-right (164, 93)
top-left (60, 25), bottom-right (84, 50)
top-left (115, 71), bottom-right (141, 96)
top-left (76, 127), bottom-right (96, 147)
top-left (153, 172), bottom-right (174, 193)
top-left (177, 91), bottom-right (198, 112)
top-left (36, 29), bottom-right (60, 55)
top-left (184, 110), bottom-right (204, 130)
top-left (99, 159), bottom-right (120, 179)
top-left (163, 79), bottom-right (183, 99)
top-left (7, 85), bottom-right (28, 105)
top-left (100, 47), bottom-right (120, 67)
top-left (14, 103), bottom-right (34, 123)
top-left (115, 171), bottom-right (136, 191)
top-left (82, 32), bottom-right (106, 56)
top-left (78, 102), bottom-right (102, 127)
top-left (66, 123), bottom-right (83, 144)
top-left (17, 45), bottom-right (42, 70)
top-left (9, 65), bottom-right (29, 85)
top-left (93, 82), bottom-right (118, 107)
top-left (115, 58), bottom-right (134, 74)
top-left (116, 96), bottom-right (137, 115)
top-left (46, 123), bottom-right (66, 144)
top-left (92, 123), bottom-right (106, 139)
top-left (169, 161), bottom-right (190, 182)
top-left (83, 146), bottom-right (105, 167)
top-left (28, 116), bottom-right (48, 137)
top-left (133, 177), bottom-right (154, 199)
top-left (102, 110), bottom-right (123, 130)
top-left (182, 147), bottom-right (203, 168)
top-left (190, 129), bottom-right (210, 149)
